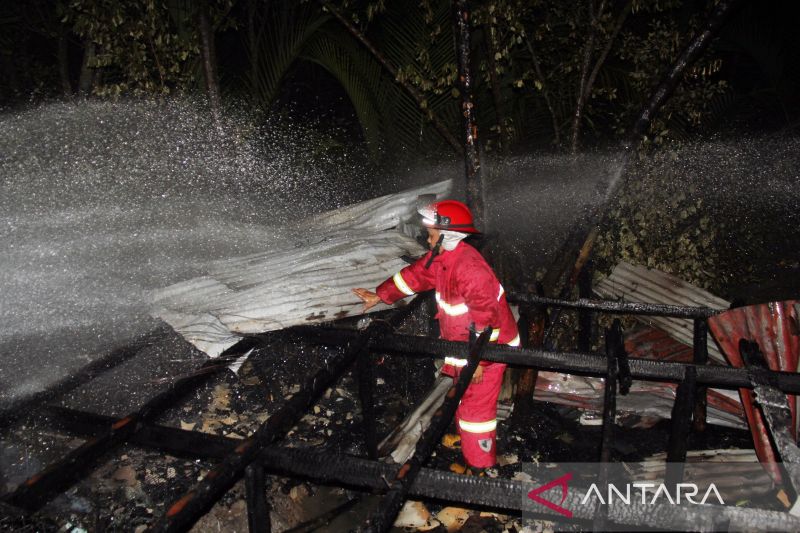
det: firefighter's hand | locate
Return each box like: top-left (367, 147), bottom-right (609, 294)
top-left (353, 288), bottom-right (381, 312)
top-left (471, 365), bottom-right (484, 384)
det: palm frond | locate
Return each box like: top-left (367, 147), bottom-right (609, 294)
top-left (248, 2), bottom-right (329, 108)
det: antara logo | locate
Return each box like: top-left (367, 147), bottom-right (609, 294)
top-left (581, 482), bottom-right (725, 506)
top-left (527, 473), bottom-right (725, 518)
top-left (527, 472), bottom-right (573, 518)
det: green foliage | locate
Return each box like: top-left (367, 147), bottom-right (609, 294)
top-left (591, 147), bottom-right (770, 295)
top-left (63, 0), bottom-right (232, 96)
top-left (247, 2), bottom-right (329, 108)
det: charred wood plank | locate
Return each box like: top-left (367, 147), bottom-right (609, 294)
top-left (508, 293), bottom-right (718, 319)
top-left (2, 353), bottom-right (230, 512)
top-left (362, 328), bottom-right (491, 532)
top-left (594, 320), bottom-right (622, 530)
top-left (293, 327), bottom-right (800, 394)
top-left (0, 330), bottom-right (160, 430)
top-left (741, 340), bottom-right (800, 505)
top-left (32, 406), bottom-right (800, 532)
top-left (150, 298), bottom-right (423, 533)
top-left (245, 464), bottom-right (270, 533)
top-left (665, 365), bottom-right (698, 486)
top-left (692, 318), bottom-right (709, 432)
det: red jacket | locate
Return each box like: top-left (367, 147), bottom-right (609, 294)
top-left (376, 241), bottom-right (519, 374)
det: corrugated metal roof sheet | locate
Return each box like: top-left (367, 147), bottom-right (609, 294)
top-left (148, 180), bottom-right (451, 357)
top-left (594, 262), bottom-right (730, 363)
top-left (708, 300), bottom-right (800, 478)
top-left (534, 325), bottom-right (745, 428)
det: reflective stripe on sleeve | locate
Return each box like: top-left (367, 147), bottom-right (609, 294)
top-left (506, 334), bottom-right (521, 347)
top-left (393, 272), bottom-right (415, 296)
top-left (444, 357), bottom-right (468, 367)
top-left (435, 292), bottom-right (469, 316)
top-left (458, 418), bottom-right (497, 433)
top-left (490, 328), bottom-right (500, 342)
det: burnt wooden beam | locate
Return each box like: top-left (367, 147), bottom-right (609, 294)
top-left (28, 406), bottom-right (800, 532)
top-left (2, 354), bottom-right (229, 512)
top-left (363, 328), bottom-right (491, 532)
top-left (293, 326), bottom-right (800, 394)
top-left (508, 292), bottom-right (718, 319)
top-left (245, 464), bottom-right (270, 533)
top-left (151, 297), bottom-right (425, 533)
top-left (665, 365), bottom-right (698, 486)
top-left (692, 318), bottom-right (709, 432)
top-left (741, 340), bottom-right (800, 500)
top-left (594, 320), bottom-right (622, 530)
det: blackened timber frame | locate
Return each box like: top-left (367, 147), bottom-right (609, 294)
top-left (3, 292), bottom-right (800, 532)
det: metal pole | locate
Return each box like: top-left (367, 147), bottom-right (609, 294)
top-left (452, 0), bottom-right (484, 228)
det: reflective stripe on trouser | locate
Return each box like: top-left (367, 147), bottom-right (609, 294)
top-left (454, 362), bottom-right (506, 468)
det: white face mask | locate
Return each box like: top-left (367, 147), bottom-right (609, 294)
top-left (440, 230), bottom-right (467, 251)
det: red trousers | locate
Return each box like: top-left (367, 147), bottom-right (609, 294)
top-left (451, 363), bottom-right (506, 468)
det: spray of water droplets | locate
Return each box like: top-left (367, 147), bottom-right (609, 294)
top-left (0, 98), bottom-right (376, 402)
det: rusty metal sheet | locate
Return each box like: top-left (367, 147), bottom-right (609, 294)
top-left (534, 326), bottom-right (746, 428)
top-left (594, 262), bottom-right (729, 363)
top-left (708, 300), bottom-right (800, 482)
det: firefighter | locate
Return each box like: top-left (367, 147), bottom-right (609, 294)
top-left (353, 199), bottom-right (520, 473)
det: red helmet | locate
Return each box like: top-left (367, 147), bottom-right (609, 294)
top-left (418, 199), bottom-right (480, 234)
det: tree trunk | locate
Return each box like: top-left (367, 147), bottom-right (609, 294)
top-left (247, 0), bottom-right (263, 91)
top-left (570, 0), bottom-right (604, 154)
top-left (198, 0), bottom-right (222, 119)
top-left (58, 28), bottom-right (72, 96)
top-left (78, 37), bottom-right (95, 96)
top-left (483, 24), bottom-right (508, 153)
top-left (524, 37), bottom-right (561, 147)
top-left (452, 0), bottom-right (484, 229)
top-left (541, 0), bottom-right (743, 322)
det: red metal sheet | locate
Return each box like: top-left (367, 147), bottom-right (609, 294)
top-left (624, 327), bottom-right (694, 363)
top-left (708, 300), bottom-right (800, 483)
top-left (534, 326), bottom-right (745, 427)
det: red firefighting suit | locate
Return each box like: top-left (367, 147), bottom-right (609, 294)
top-left (376, 241), bottom-right (520, 468)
